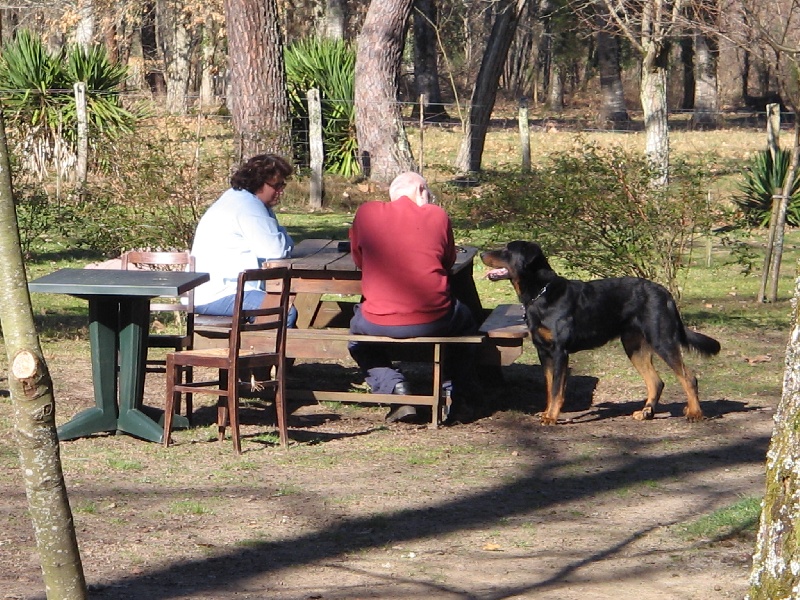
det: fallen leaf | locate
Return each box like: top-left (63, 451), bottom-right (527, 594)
top-left (744, 355), bottom-right (772, 364)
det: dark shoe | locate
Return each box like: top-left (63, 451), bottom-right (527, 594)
top-left (392, 381), bottom-right (411, 395)
top-left (386, 404), bottom-right (417, 423)
top-left (443, 401), bottom-right (475, 425)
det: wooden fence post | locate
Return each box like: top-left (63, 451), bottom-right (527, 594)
top-left (307, 88), bottom-right (323, 209)
top-left (519, 97), bottom-right (531, 172)
top-left (758, 103), bottom-right (781, 302)
top-left (418, 93), bottom-right (425, 176)
top-left (74, 82), bottom-right (88, 187)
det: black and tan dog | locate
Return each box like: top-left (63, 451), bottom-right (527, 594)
top-left (481, 241), bottom-right (720, 424)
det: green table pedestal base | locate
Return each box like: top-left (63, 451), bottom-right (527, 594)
top-left (57, 296), bottom-right (189, 443)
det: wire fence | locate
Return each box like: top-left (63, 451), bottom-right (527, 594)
top-left (3, 85), bottom-right (785, 200)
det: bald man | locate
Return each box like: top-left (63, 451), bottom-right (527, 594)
top-left (348, 172), bottom-right (477, 424)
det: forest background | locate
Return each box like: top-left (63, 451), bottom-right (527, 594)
top-left (4, 1), bottom-right (800, 599)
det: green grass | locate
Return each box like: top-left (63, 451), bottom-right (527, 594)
top-left (679, 496), bottom-right (762, 541)
top-left (106, 457), bottom-right (145, 471)
top-left (170, 500), bottom-right (213, 515)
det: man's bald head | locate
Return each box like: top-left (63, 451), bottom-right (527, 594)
top-left (389, 172), bottom-right (430, 206)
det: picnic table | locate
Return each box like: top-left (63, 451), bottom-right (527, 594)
top-left (193, 239), bottom-right (528, 426)
top-left (28, 268), bottom-right (209, 442)
top-left (261, 238), bottom-right (485, 328)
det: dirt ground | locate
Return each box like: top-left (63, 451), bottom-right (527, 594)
top-left (0, 330), bottom-right (778, 600)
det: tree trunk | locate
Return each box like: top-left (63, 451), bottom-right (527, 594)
top-left (411, 0), bottom-right (449, 122)
top-left (548, 62), bottom-right (564, 111)
top-left (198, 18), bottom-right (219, 111)
top-left (455, 0), bottom-right (528, 174)
top-left (0, 110), bottom-right (87, 598)
top-left (127, 26), bottom-right (148, 92)
top-left (354, 0), bottom-right (416, 182)
top-left (640, 41), bottom-right (670, 186)
top-left (224, 0), bottom-right (292, 160)
top-left (74, 0), bottom-right (95, 47)
top-left (321, 0), bottom-right (346, 39)
top-left (597, 25), bottom-right (628, 123)
top-left (156, 0), bottom-right (195, 115)
top-left (680, 34), bottom-right (695, 110)
top-left (692, 29), bottom-right (719, 129)
top-left (748, 268), bottom-right (800, 597)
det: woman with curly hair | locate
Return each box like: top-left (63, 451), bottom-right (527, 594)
top-left (192, 153), bottom-right (296, 325)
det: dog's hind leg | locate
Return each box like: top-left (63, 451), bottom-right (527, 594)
top-left (651, 338), bottom-right (704, 422)
top-left (538, 349), bottom-right (569, 425)
top-left (622, 333), bottom-right (664, 421)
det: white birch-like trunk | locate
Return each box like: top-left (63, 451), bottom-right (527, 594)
top-left (0, 109), bottom-right (86, 598)
top-left (640, 50), bottom-right (670, 187)
top-left (748, 275), bottom-right (800, 598)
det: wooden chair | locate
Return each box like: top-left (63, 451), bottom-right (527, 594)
top-left (120, 250), bottom-right (196, 416)
top-left (162, 267), bottom-right (291, 454)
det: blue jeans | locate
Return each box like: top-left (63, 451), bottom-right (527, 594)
top-left (348, 300), bottom-right (477, 395)
top-left (195, 290), bottom-right (298, 327)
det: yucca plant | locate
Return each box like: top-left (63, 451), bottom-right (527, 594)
top-left (63, 42), bottom-right (137, 138)
top-left (285, 37), bottom-right (359, 178)
top-left (0, 30), bottom-right (137, 178)
top-left (735, 148), bottom-right (800, 227)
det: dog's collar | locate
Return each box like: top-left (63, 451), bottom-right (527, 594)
top-left (524, 283), bottom-right (549, 308)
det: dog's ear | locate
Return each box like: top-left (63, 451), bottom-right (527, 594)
top-left (522, 242), bottom-right (542, 261)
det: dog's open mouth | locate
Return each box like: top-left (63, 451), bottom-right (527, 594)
top-left (486, 267), bottom-right (509, 281)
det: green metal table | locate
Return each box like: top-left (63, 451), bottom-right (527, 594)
top-left (29, 268), bottom-right (209, 443)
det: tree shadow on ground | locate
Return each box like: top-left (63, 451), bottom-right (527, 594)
top-left (68, 432), bottom-right (769, 600)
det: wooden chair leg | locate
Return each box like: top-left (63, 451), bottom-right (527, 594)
top-left (275, 362), bottom-right (288, 448)
top-left (173, 365), bottom-right (194, 422)
top-left (228, 371), bottom-right (242, 454)
top-left (217, 369), bottom-right (228, 442)
top-left (184, 366), bottom-right (193, 421)
top-left (164, 354), bottom-right (178, 447)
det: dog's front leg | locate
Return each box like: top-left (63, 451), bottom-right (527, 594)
top-left (538, 349), bottom-right (568, 425)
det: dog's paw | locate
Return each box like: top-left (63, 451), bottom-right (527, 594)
top-left (683, 407), bottom-right (705, 422)
top-left (539, 414), bottom-right (558, 425)
top-left (632, 406), bottom-right (655, 421)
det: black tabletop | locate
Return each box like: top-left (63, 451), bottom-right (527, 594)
top-left (28, 268), bottom-right (209, 297)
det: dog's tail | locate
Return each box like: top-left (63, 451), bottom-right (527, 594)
top-left (684, 329), bottom-right (721, 357)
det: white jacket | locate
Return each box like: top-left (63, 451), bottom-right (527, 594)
top-left (191, 187), bottom-right (293, 306)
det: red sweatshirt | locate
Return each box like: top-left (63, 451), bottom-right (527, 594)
top-left (349, 196), bottom-right (456, 326)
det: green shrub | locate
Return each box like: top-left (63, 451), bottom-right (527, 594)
top-left (63, 119), bottom-right (233, 256)
top-left (734, 148), bottom-right (800, 227)
top-left (14, 182), bottom-right (62, 257)
top-left (445, 142), bottom-right (718, 296)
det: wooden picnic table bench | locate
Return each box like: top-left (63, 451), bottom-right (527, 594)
top-left (193, 303), bottom-right (528, 427)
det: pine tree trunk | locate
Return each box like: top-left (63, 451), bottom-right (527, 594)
top-left (411, 0), bottom-right (448, 122)
top-left (354, 0), bottom-right (416, 182)
top-left (0, 110), bottom-right (86, 598)
top-left (596, 24), bottom-right (628, 123)
top-left (455, 0), bottom-right (528, 174)
top-left (157, 0), bottom-right (194, 115)
top-left (224, 0), bottom-right (292, 160)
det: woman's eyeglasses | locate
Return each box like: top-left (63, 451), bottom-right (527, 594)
top-left (266, 179), bottom-right (287, 192)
